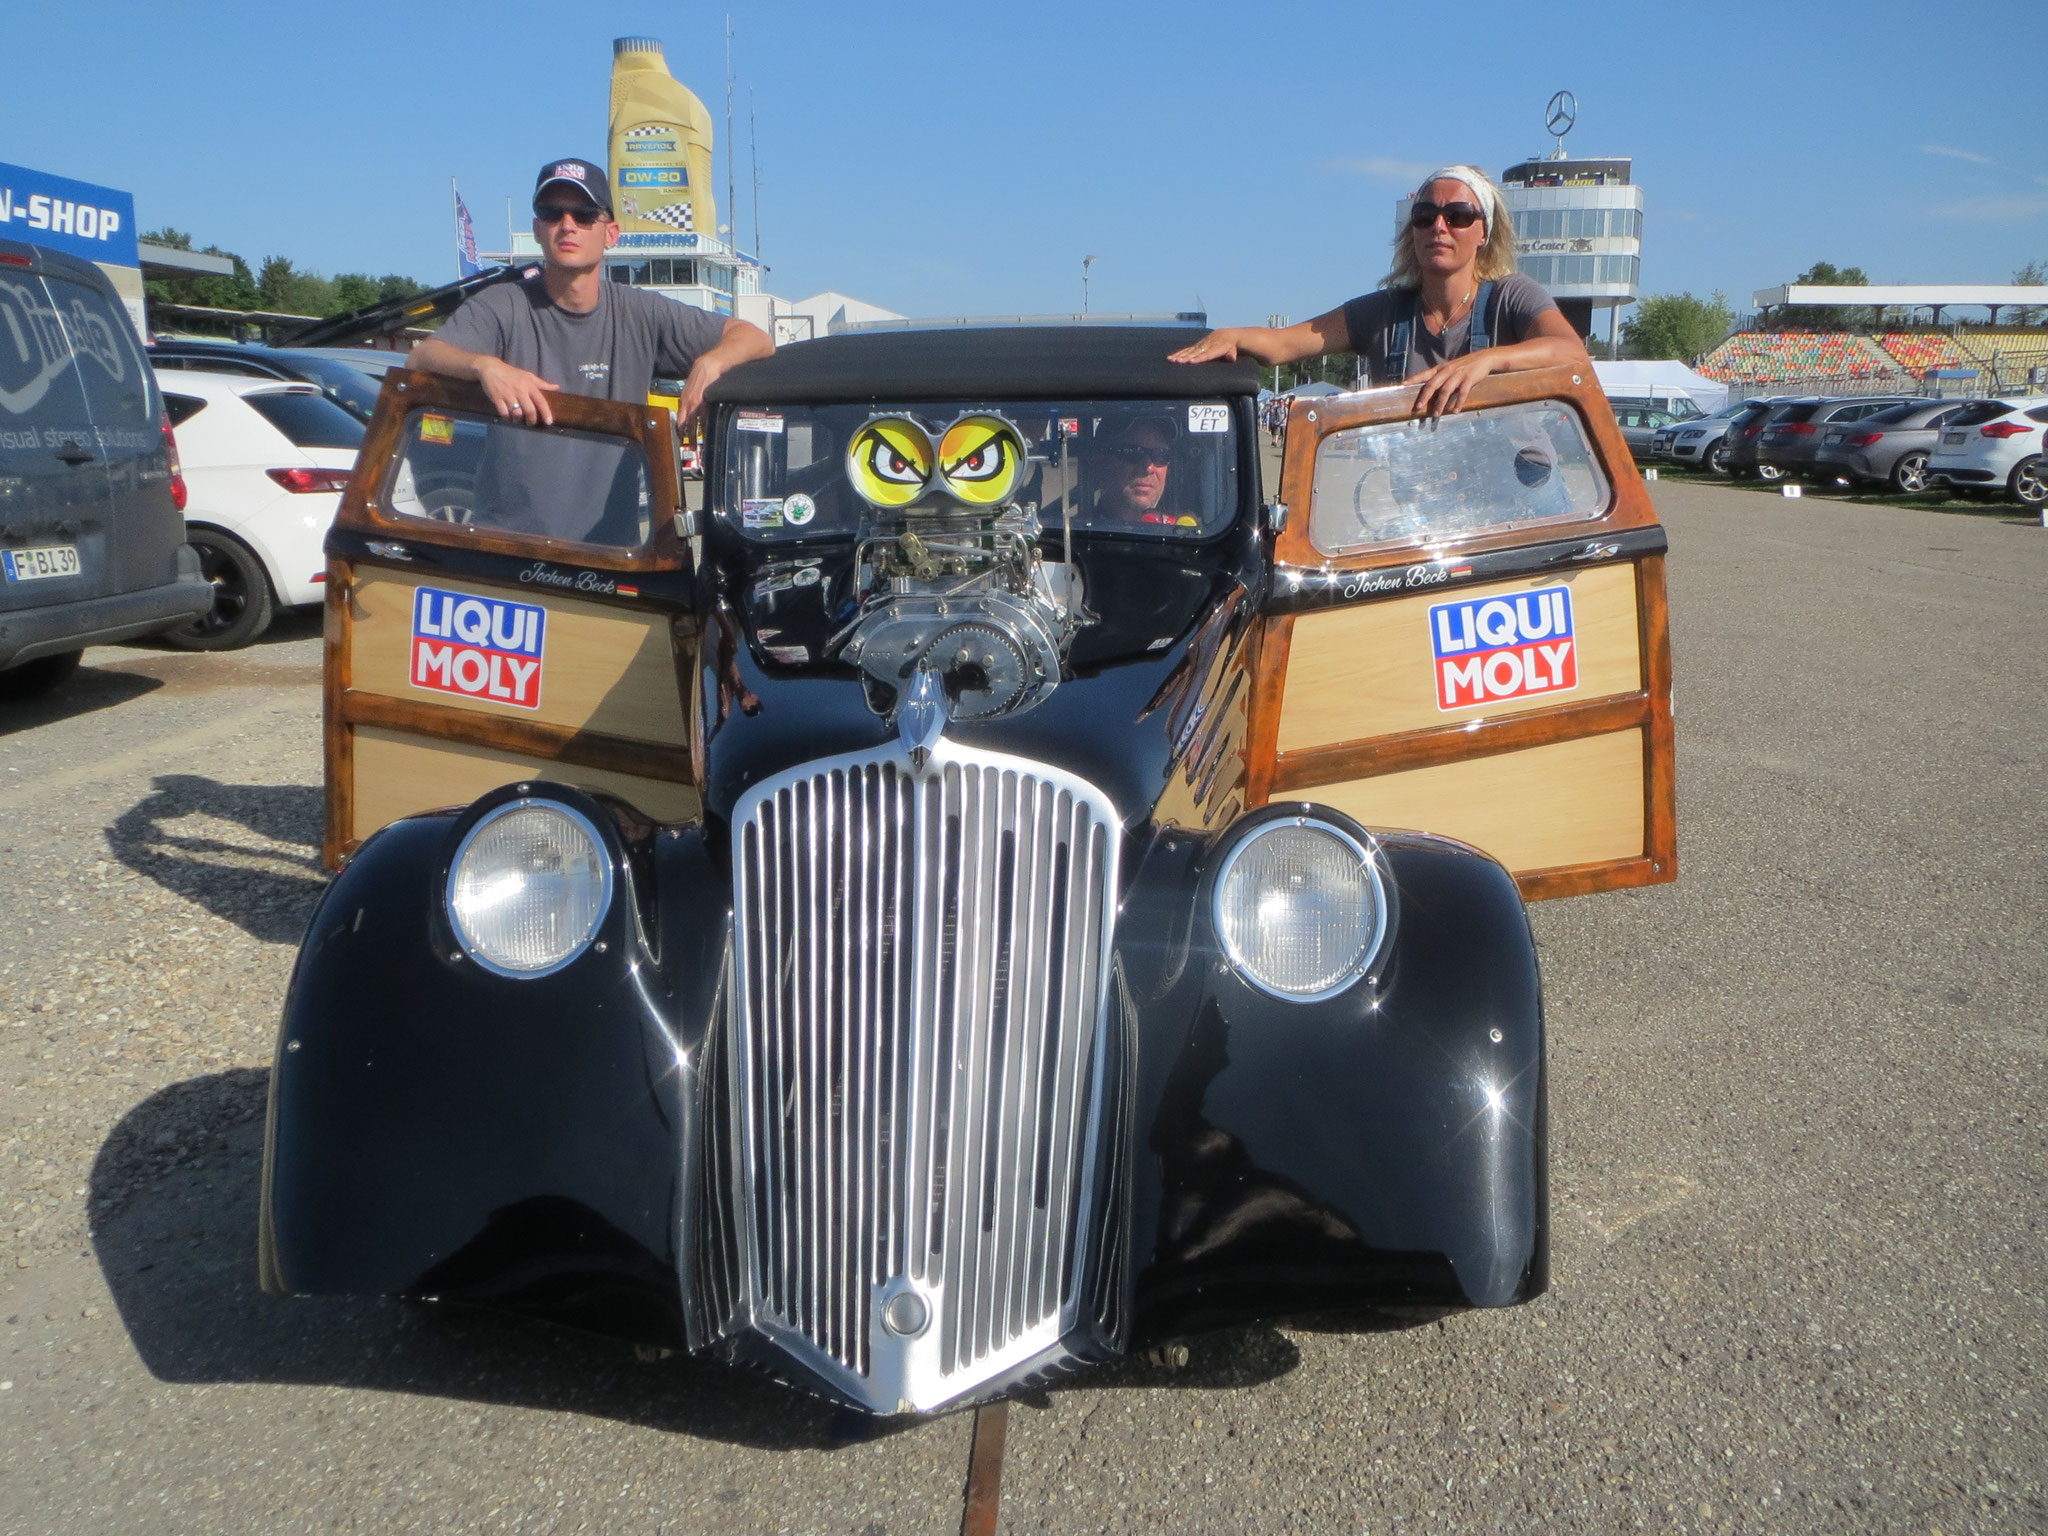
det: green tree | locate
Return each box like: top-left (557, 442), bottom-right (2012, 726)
top-left (328, 273), bottom-right (384, 314)
top-left (2013, 260), bottom-right (2045, 325)
top-left (257, 255), bottom-right (336, 317)
top-left (1620, 291), bottom-right (1734, 363)
top-left (1781, 262), bottom-right (1872, 330)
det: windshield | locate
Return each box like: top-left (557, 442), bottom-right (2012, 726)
top-left (383, 407), bottom-right (654, 547)
top-left (719, 398), bottom-right (1242, 541)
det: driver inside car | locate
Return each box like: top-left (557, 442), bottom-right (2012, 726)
top-left (1084, 416), bottom-right (1195, 527)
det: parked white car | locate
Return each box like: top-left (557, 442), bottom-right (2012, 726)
top-left (1925, 397), bottom-right (2048, 510)
top-left (154, 370), bottom-right (363, 648)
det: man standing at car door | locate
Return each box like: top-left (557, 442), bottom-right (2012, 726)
top-left (411, 157), bottom-right (770, 426)
top-left (407, 157), bottom-right (770, 540)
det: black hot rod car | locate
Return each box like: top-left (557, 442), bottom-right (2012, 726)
top-left (262, 326), bottom-right (1674, 1416)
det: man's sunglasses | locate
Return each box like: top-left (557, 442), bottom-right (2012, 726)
top-left (535, 202), bottom-right (605, 227)
top-left (1409, 200), bottom-right (1484, 230)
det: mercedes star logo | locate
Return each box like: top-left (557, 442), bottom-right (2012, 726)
top-left (1545, 90), bottom-right (1577, 140)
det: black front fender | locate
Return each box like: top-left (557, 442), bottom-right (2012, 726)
top-left (1118, 810), bottom-right (1546, 1343)
top-left (260, 786), bottom-right (730, 1345)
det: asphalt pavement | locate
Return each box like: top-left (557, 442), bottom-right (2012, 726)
top-left (1, 479), bottom-right (2043, 1533)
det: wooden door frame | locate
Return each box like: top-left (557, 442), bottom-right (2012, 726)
top-left (322, 373), bottom-right (697, 867)
top-left (1247, 365), bottom-right (1675, 900)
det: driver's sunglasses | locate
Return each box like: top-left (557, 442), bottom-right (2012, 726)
top-left (1105, 444), bottom-right (1171, 466)
top-left (534, 201), bottom-right (604, 227)
top-left (1409, 199), bottom-right (1483, 230)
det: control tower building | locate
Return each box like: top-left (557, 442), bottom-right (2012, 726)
top-left (1498, 93), bottom-right (1642, 352)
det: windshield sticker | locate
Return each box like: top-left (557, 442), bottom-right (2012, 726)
top-left (410, 586), bottom-right (546, 710)
top-left (742, 498), bottom-right (785, 529)
top-left (736, 412), bottom-right (784, 434)
top-left (792, 564), bottom-right (821, 586)
top-left (1059, 417), bottom-right (1080, 437)
top-left (783, 492), bottom-right (817, 526)
top-left (419, 414), bottom-right (456, 446)
top-left (1431, 585), bottom-right (1576, 711)
top-left (1188, 404), bottom-right (1229, 434)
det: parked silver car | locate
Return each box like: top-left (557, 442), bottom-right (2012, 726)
top-left (1811, 400), bottom-right (1987, 494)
top-left (1650, 401), bottom-right (1749, 472)
top-left (1752, 397), bottom-right (1914, 481)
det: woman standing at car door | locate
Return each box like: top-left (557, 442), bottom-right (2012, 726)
top-left (1169, 165), bottom-right (1587, 416)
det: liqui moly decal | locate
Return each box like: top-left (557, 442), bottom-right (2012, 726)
top-left (1430, 585), bottom-right (1576, 711)
top-left (410, 586), bottom-right (546, 709)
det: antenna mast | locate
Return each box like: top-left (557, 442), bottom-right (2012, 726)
top-left (750, 89), bottom-right (762, 262)
top-left (724, 16), bottom-right (736, 246)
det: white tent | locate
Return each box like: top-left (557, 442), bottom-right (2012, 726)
top-left (1593, 360), bottom-right (1729, 413)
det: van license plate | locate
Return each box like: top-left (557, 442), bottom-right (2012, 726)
top-left (2, 545), bottom-right (81, 582)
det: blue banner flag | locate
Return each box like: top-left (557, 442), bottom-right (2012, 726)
top-left (453, 186), bottom-right (482, 279)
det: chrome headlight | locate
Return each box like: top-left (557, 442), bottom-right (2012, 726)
top-left (447, 800), bottom-right (613, 977)
top-left (1214, 817), bottom-right (1389, 1002)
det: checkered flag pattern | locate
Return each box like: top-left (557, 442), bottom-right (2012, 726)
top-left (640, 200), bottom-right (695, 231)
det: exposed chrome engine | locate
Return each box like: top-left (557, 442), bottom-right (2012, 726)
top-left (832, 503), bottom-right (1085, 724)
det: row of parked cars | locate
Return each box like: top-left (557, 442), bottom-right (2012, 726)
top-left (1, 237), bottom-right (391, 698)
top-left (1636, 392), bottom-right (2048, 507)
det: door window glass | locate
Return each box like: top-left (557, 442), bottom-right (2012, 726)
top-left (384, 407), bottom-right (654, 548)
top-left (1308, 399), bottom-right (1610, 556)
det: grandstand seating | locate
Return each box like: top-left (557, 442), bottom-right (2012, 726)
top-left (1951, 331), bottom-right (2048, 386)
top-left (1879, 332), bottom-right (1965, 374)
top-left (1698, 332), bottom-right (1897, 384)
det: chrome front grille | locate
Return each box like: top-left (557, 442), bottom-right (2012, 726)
top-left (728, 743), bottom-right (1119, 1412)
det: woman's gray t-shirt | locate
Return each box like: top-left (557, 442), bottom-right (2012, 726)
top-left (1340, 273), bottom-right (1558, 385)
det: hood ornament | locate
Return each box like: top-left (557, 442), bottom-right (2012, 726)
top-left (898, 668), bottom-right (948, 770)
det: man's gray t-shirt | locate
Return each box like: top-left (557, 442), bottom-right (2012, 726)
top-left (432, 275), bottom-right (726, 542)
top-left (1341, 273), bottom-right (1557, 386)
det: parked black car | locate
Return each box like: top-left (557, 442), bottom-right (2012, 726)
top-left (0, 238), bottom-right (210, 698)
top-left (147, 340), bottom-right (385, 423)
top-left (260, 332), bottom-right (1680, 1418)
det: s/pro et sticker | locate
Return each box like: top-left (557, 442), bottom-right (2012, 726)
top-left (1187, 404), bottom-right (1229, 433)
top-left (1430, 585), bottom-right (1576, 711)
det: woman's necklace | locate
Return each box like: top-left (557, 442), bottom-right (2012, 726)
top-left (1423, 285), bottom-right (1476, 335)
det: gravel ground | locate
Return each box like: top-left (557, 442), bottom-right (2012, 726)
top-left (1, 480), bottom-right (2043, 1533)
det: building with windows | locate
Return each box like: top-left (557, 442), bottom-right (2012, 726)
top-left (1497, 155), bottom-right (1642, 350)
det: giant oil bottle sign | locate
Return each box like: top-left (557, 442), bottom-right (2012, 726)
top-left (608, 37), bottom-right (718, 242)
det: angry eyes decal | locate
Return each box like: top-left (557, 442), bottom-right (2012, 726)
top-left (845, 414), bottom-right (1027, 509)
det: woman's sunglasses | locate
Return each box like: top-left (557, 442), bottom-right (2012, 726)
top-left (1408, 200), bottom-right (1484, 230)
top-left (535, 202), bottom-right (604, 227)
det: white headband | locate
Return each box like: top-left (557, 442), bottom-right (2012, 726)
top-left (1417, 166), bottom-right (1495, 239)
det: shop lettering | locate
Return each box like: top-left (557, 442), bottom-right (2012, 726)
top-left (1431, 585), bottom-right (1577, 710)
top-left (410, 586), bottom-right (546, 709)
top-left (0, 191), bottom-right (122, 243)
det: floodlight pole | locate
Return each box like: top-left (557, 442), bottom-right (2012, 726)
top-left (1082, 254), bottom-right (1096, 316)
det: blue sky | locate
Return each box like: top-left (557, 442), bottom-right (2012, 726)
top-left (6, 0), bottom-right (2045, 324)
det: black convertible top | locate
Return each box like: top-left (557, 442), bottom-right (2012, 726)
top-left (707, 325), bottom-right (1260, 406)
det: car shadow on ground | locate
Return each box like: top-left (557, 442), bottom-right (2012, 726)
top-left (91, 1070), bottom-right (1301, 1451)
top-left (104, 774), bottom-right (326, 944)
top-left (0, 661), bottom-right (162, 736)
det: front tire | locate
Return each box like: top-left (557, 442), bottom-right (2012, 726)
top-left (0, 649), bottom-right (82, 700)
top-left (164, 529), bottom-right (274, 651)
top-left (1890, 452), bottom-right (1931, 495)
top-left (2010, 456), bottom-right (2047, 509)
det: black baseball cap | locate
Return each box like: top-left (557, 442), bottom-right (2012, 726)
top-left (534, 158), bottom-right (613, 214)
